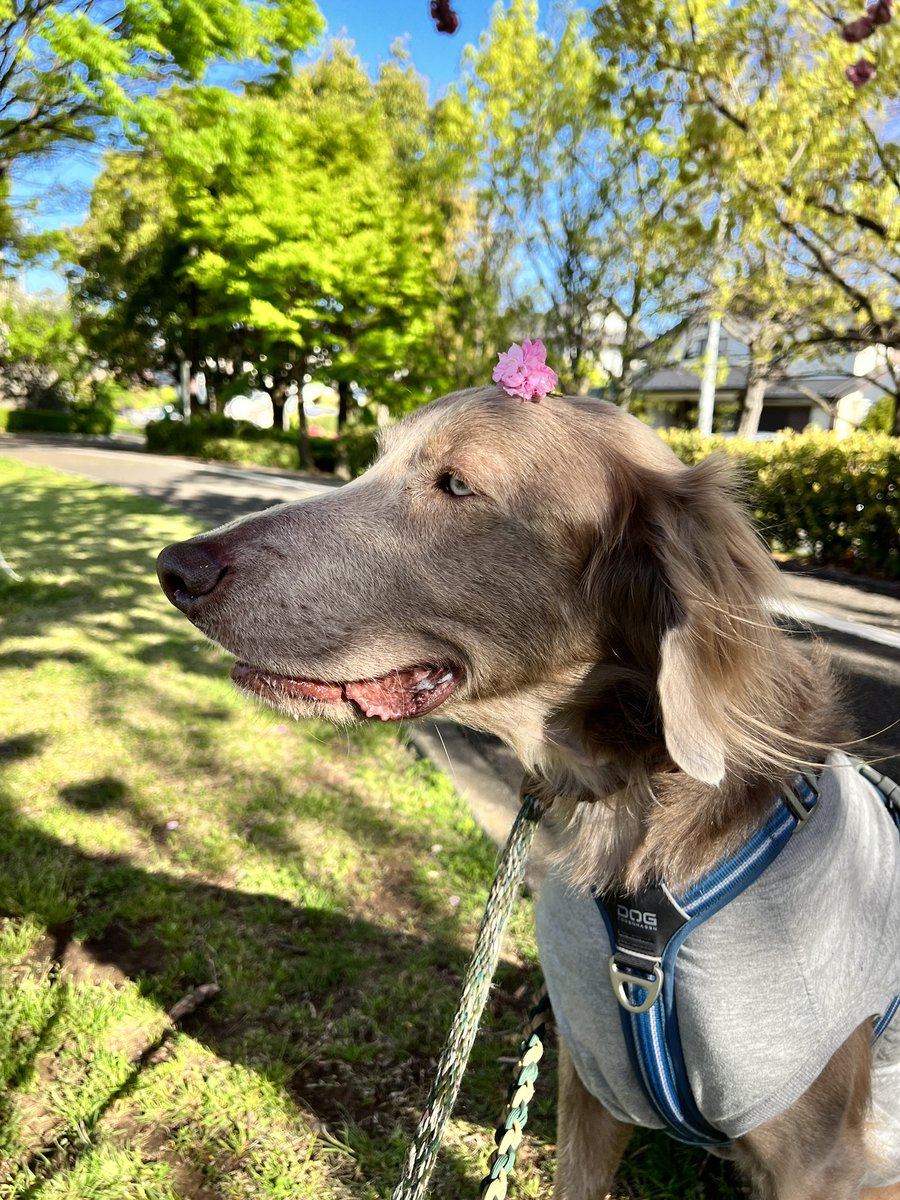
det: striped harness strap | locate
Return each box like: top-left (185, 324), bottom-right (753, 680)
top-left (593, 766), bottom-right (900, 1148)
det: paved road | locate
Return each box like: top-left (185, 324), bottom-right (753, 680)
top-left (3, 435), bottom-right (898, 769)
top-left (0, 435), bottom-right (336, 526)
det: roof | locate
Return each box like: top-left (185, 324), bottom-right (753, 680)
top-left (633, 364), bottom-right (868, 404)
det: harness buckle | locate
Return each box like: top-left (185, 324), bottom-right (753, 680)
top-left (783, 773), bottom-right (818, 827)
top-left (608, 954), bottom-right (664, 1014)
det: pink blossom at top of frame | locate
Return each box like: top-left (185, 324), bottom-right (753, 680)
top-left (492, 339), bottom-right (559, 402)
top-left (868, 0), bottom-right (892, 25)
top-left (841, 12), bottom-right (876, 40)
top-left (846, 56), bottom-right (877, 85)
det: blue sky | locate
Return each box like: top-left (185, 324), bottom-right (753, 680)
top-left (320, 0), bottom-right (495, 88)
top-left (16, 0), bottom-right (498, 292)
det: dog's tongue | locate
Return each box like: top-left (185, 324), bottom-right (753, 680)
top-left (344, 665), bottom-right (454, 720)
top-left (233, 661), bottom-right (460, 720)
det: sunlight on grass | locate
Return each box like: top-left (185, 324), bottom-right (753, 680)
top-left (0, 458), bottom-right (741, 1199)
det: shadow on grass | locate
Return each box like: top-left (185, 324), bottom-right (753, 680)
top-left (0, 780), bottom-right (537, 1197)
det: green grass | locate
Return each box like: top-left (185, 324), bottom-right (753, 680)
top-left (0, 458), bottom-right (742, 1199)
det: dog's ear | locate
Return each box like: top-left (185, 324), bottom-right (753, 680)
top-left (657, 623), bottom-right (728, 785)
top-left (588, 452), bottom-right (785, 786)
top-left (652, 456), bottom-right (787, 785)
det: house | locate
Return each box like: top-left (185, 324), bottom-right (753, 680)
top-left (633, 315), bottom-right (890, 434)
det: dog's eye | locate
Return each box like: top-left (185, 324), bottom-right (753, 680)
top-left (439, 473), bottom-right (476, 498)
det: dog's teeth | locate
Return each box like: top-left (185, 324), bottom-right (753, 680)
top-left (413, 672), bottom-right (453, 693)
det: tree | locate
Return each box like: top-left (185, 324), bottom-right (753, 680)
top-left (72, 151), bottom-right (185, 373)
top-left (0, 289), bottom-right (82, 406)
top-left (439, 0), bottom-right (711, 402)
top-left (177, 45), bottom-right (456, 446)
top-left (594, 0), bottom-right (900, 431)
top-left (71, 44), bottom-right (463, 454)
top-left (0, 0), bottom-right (323, 176)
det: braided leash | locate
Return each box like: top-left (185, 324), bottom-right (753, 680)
top-left (391, 792), bottom-right (546, 1200)
top-left (479, 990), bottom-right (552, 1200)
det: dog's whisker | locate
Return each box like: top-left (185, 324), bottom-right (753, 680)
top-left (432, 722), bottom-right (457, 785)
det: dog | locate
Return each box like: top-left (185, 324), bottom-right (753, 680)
top-left (157, 386), bottom-right (900, 1199)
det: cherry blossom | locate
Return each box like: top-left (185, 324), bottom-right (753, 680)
top-left (492, 339), bottom-right (559, 402)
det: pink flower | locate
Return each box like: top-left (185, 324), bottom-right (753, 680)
top-left (841, 12), bottom-right (876, 39)
top-left (846, 56), bottom-right (877, 85)
top-left (492, 339), bottom-right (559, 402)
top-left (868, 0), bottom-right (892, 24)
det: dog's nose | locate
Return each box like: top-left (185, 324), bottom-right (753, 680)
top-left (156, 540), bottom-right (228, 614)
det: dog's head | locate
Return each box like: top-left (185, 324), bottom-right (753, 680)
top-left (157, 386), bottom-right (791, 788)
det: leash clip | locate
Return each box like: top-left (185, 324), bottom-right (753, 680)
top-left (608, 954), bottom-right (664, 1014)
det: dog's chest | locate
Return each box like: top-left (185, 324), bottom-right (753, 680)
top-left (536, 757), bottom-right (900, 1182)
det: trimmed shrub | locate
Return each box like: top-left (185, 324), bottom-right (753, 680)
top-left (5, 407), bottom-right (114, 435)
top-left (338, 426), bottom-right (379, 477)
top-left (145, 419), bottom-right (299, 469)
top-left (308, 435), bottom-right (337, 473)
top-left (145, 416), bottom-right (376, 477)
top-left (661, 429), bottom-right (899, 579)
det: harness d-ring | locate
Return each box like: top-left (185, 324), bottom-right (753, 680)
top-left (608, 956), bottom-right (664, 1014)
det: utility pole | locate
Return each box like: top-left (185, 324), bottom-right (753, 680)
top-left (180, 359), bottom-right (191, 423)
top-left (698, 314), bottom-right (721, 436)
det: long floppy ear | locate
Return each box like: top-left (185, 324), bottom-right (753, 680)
top-left (650, 456), bottom-right (786, 785)
top-left (658, 624), bottom-right (728, 785)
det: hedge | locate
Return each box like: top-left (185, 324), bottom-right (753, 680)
top-left (5, 407), bottom-right (114, 435)
top-left (144, 416), bottom-right (378, 476)
top-left (661, 430), bottom-right (899, 580)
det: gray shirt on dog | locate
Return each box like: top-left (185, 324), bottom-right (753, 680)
top-left (536, 753), bottom-right (900, 1187)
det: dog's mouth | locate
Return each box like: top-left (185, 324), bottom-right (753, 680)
top-left (231, 661), bottom-right (463, 721)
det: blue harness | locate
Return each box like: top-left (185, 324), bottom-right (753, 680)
top-left (593, 763), bottom-right (900, 1147)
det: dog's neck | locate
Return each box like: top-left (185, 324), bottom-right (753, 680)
top-left (457, 640), bottom-right (843, 895)
top-left (462, 682), bottom-right (808, 897)
top-left (539, 764), bottom-right (794, 896)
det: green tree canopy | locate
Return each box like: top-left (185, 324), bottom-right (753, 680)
top-left (72, 43), bottom-right (465, 445)
top-left (439, 0), bottom-right (714, 402)
top-left (593, 0), bottom-right (900, 427)
top-left (0, 0), bottom-right (323, 174)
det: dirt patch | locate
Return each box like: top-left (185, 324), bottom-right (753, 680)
top-left (289, 976), bottom-right (544, 1141)
top-left (110, 1116), bottom-right (226, 1200)
top-left (24, 919), bottom-right (167, 988)
top-left (82, 920), bottom-right (167, 980)
top-left (292, 1051), bottom-right (438, 1137)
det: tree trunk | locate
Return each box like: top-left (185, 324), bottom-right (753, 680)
top-left (334, 379), bottom-right (351, 480)
top-left (611, 358), bottom-right (634, 411)
top-left (297, 399), bottom-right (312, 470)
top-left (613, 317), bottom-right (639, 412)
top-left (271, 380), bottom-right (288, 431)
top-left (337, 379), bottom-right (351, 433)
top-left (617, 375), bottom-right (634, 412)
top-left (737, 358), bottom-right (769, 437)
top-left (697, 316), bottom-right (721, 436)
top-left (188, 313), bottom-right (203, 417)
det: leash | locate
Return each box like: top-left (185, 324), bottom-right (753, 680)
top-left (479, 990), bottom-right (552, 1200)
top-left (391, 791), bottom-right (545, 1200)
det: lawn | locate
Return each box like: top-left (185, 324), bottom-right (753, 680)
top-left (0, 458), bottom-right (741, 1200)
